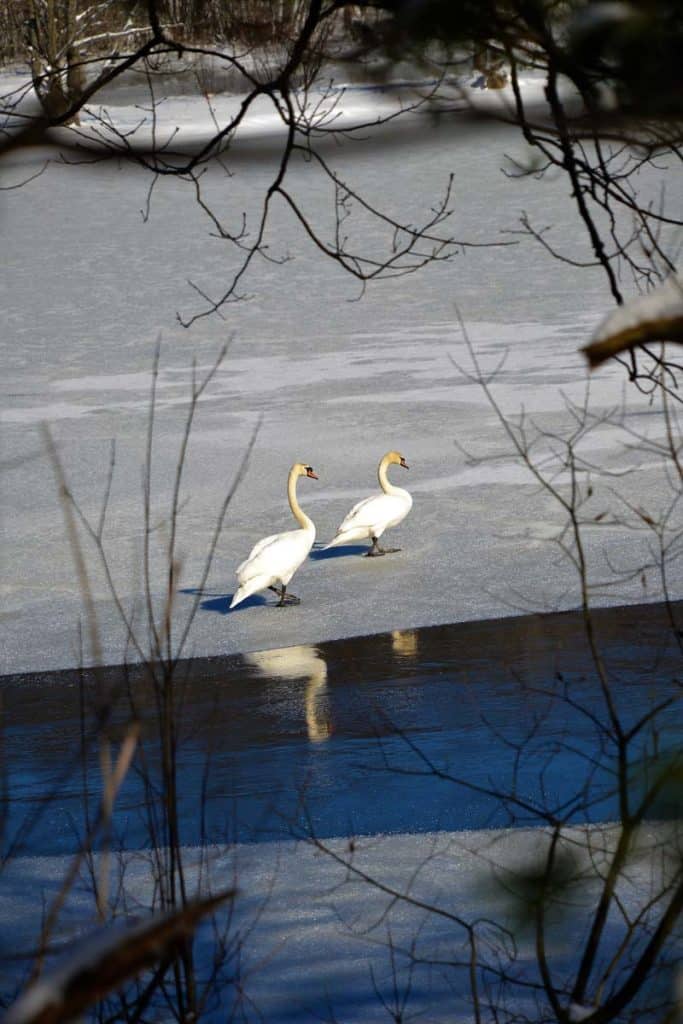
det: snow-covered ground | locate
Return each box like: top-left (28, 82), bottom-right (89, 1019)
top-left (1, 68), bottom-right (682, 677)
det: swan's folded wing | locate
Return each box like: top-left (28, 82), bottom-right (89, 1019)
top-left (237, 529), bottom-right (313, 581)
top-left (338, 492), bottom-right (412, 532)
top-left (236, 532), bottom-right (281, 576)
top-left (336, 493), bottom-right (383, 532)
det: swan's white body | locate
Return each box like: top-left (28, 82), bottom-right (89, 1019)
top-left (324, 451), bottom-right (412, 552)
top-left (230, 463), bottom-right (317, 609)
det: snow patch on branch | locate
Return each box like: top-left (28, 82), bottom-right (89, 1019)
top-left (584, 271), bottom-right (683, 367)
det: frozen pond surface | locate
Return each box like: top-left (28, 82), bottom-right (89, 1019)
top-left (1, 72), bottom-right (682, 1015)
top-left (1, 76), bottom-right (682, 675)
top-left (3, 823), bottom-right (677, 1023)
top-left (5, 822), bottom-right (675, 1023)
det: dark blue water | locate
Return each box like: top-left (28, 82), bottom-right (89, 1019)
top-left (2, 601), bottom-right (681, 857)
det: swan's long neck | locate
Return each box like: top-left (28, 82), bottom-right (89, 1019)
top-left (378, 456), bottom-right (403, 496)
top-left (288, 469), bottom-right (314, 531)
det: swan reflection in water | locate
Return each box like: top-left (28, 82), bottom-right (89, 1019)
top-left (244, 645), bottom-right (331, 743)
top-left (391, 629), bottom-right (418, 659)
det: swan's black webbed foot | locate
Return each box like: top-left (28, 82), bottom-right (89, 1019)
top-left (276, 586), bottom-right (300, 607)
top-left (366, 537), bottom-right (401, 557)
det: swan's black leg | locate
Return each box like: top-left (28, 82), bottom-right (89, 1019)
top-left (277, 585), bottom-right (300, 607)
top-left (366, 536), bottom-right (384, 557)
top-left (366, 536), bottom-right (401, 557)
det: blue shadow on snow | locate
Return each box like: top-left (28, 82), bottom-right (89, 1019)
top-left (180, 588), bottom-right (267, 615)
top-left (310, 544), bottom-right (367, 561)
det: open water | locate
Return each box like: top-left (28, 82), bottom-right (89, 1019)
top-left (3, 600), bottom-right (680, 857)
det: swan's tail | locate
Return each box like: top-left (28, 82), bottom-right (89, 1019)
top-left (323, 529), bottom-right (366, 551)
top-left (229, 574), bottom-right (271, 609)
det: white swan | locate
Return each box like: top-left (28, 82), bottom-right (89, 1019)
top-left (230, 462), bottom-right (318, 609)
top-left (324, 450), bottom-right (412, 557)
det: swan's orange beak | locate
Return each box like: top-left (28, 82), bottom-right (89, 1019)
top-left (400, 457), bottom-right (409, 470)
top-left (306, 467), bottom-right (319, 479)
